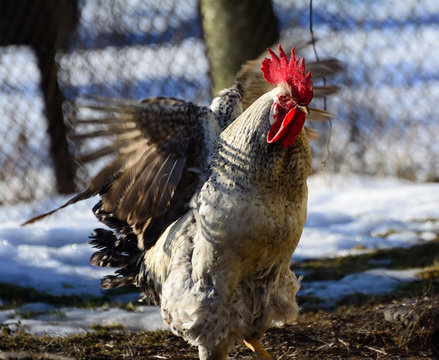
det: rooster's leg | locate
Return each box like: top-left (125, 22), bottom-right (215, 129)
top-left (198, 341), bottom-right (229, 360)
top-left (244, 338), bottom-right (272, 360)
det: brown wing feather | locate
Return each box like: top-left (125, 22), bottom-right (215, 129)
top-left (69, 97), bottom-right (206, 220)
top-left (133, 155), bottom-right (186, 223)
top-left (113, 148), bottom-right (158, 219)
top-left (24, 97), bottom-right (211, 236)
top-left (154, 157), bottom-right (186, 215)
top-left (103, 146), bottom-right (156, 213)
top-left (304, 126), bottom-right (320, 141)
top-left (308, 108), bottom-right (333, 122)
top-left (21, 189), bottom-right (95, 226)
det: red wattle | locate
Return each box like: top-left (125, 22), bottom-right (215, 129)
top-left (267, 108), bottom-right (306, 148)
top-left (282, 110), bottom-right (306, 148)
top-left (267, 107), bottom-right (296, 144)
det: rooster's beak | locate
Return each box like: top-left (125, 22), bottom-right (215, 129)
top-left (297, 105), bottom-right (309, 116)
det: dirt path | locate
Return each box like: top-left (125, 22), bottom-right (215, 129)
top-left (1, 296), bottom-right (438, 359)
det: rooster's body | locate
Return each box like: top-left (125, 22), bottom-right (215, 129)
top-left (149, 88), bottom-right (310, 358)
top-left (25, 45), bottom-right (339, 359)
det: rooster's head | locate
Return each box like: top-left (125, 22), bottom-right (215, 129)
top-left (261, 45), bottom-right (313, 148)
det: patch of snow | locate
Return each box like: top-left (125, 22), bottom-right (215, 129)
top-left (300, 268), bottom-right (422, 302)
top-left (0, 309), bottom-right (15, 324)
top-left (0, 197), bottom-right (114, 296)
top-left (294, 175), bottom-right (439, 260)
top-left (420, 231), bottom-right (437, 241)
top-left (1, 304), bottom-right (165, 337)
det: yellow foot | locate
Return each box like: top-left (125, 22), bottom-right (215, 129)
top-left (244, 338), bottom-right (272, 360)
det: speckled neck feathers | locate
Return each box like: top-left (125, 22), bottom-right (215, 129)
top-left (212, 89), bottom-right (312, 200)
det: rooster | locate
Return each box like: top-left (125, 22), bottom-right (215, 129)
top-left (25, 45), bottom-right (339, 359)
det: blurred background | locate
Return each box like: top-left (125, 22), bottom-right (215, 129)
top-left (1, 0), bottom-right (438, 210)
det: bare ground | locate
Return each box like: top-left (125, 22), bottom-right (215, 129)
top-left (1, 295), bottom-right (438, 360)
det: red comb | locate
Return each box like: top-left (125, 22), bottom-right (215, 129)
top-left (261, 44), bottom-right (313, 106)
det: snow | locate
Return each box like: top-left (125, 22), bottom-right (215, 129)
top-left (300, 268), bottom-right (422, 305)
top-left (297, 175), bottom-right (439, 260)
top-left (0, 175), bottom-right (438, 336)
top-left (1, 304), bottom-right (165, 337)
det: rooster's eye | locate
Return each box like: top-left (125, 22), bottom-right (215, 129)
top-left (279, 95), bottom-right (288, 102)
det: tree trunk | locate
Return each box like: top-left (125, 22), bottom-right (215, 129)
top-left (200, 0), bottom-right (279, 96)
top-left (36, 0), bottom-right (79, 194)
top-left (0, 0), bottom-right (79, 194)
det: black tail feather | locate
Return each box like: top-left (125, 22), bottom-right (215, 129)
top-left (88, 201), bottom-right (143, 290)
top-left (101, 275), bottom-right (135, 289)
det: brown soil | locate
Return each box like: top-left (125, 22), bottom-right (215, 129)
top-left (1, 296), bottom-right (438, 360)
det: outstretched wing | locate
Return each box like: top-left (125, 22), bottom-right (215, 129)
top-left (25, 97), bottom-right (219, 251)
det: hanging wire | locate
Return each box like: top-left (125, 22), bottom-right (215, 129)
top-left (309, 0), bottom-right (332, 170)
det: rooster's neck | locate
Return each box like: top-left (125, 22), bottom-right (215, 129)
top-left (211, 90), bottom-right (311, 200)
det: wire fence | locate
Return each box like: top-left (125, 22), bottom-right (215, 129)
top-left (1, 0), bottom-right (438, 207)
